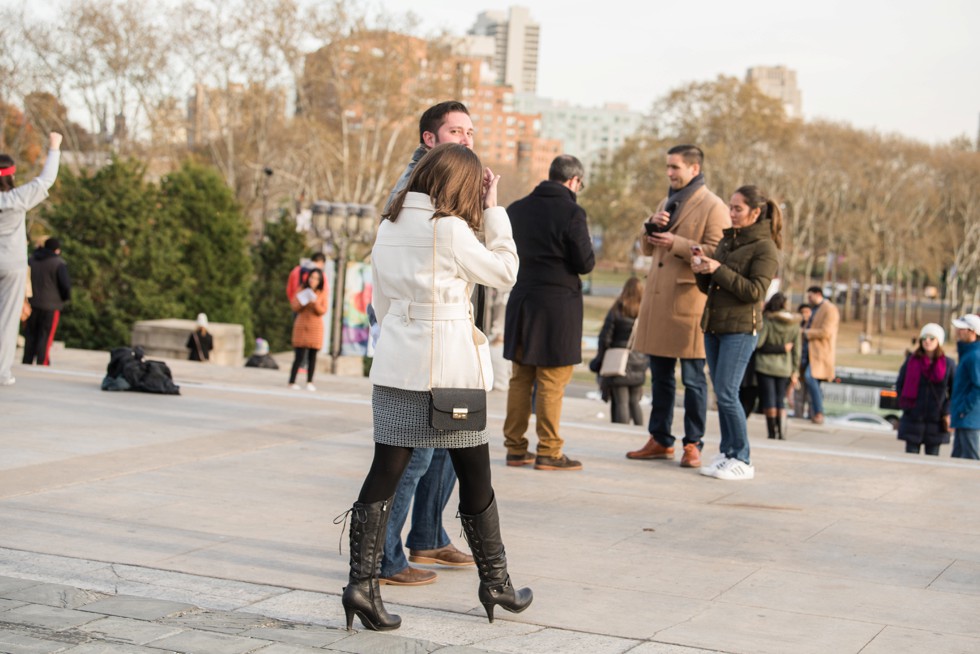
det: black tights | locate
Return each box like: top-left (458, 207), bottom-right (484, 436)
top-left (357, 443), bottom-right (494, 515)
top-left (289, 348), bottom-right (317, 383)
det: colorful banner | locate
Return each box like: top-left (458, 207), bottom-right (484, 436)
top-left (340, 262), bottom-right (373, 357)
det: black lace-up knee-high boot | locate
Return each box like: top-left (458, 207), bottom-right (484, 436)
top-left (340, 498), bottom-right (401, 631)
top-left (459, 495), bottom-right (533, 623)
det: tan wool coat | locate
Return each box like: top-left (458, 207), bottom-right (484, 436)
top-left (804, 299), bottom-right (840, 381)
top-left (634, 186), bottom-right (730, 359)
top-left (290, 288), bottom-right (329, 349)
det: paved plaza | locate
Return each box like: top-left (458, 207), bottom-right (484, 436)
top-left (1, 349), bottom-right (978, 653)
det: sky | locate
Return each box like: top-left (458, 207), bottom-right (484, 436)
top-left (370, 0), bottom-right (980, 145)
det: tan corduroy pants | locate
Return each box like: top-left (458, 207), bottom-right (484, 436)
top-left (503, 358), bottom-right (574, 459)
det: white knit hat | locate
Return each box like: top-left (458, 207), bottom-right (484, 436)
top-left (196, 313), bottom-right (209, 328)
top-left (918, 323), bottom-right (945, 346)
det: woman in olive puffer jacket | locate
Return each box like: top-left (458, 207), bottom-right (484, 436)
top-left (691, 185), bottom-right (780, 481)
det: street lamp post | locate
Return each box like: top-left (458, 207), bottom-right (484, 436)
top-left (310, 201), bottom-right (376, 374)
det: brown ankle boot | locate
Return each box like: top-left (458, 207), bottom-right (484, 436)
top-left (680, 443), bottom-right (701, 468)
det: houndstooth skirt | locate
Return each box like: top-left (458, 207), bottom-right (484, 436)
top-left (372, 386), bottom-right (489, 449)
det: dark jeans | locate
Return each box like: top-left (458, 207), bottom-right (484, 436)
top-left (647, 355), bottom-right (706, 447)
top-left (610, 384), bottom-right (644, 425)
top-left (22, 308), bottom-right (60, 365)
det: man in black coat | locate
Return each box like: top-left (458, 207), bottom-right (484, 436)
top-left (503, 155), bottom-right (595, 471)
top-left (23, 237), bottom-right (71, 365)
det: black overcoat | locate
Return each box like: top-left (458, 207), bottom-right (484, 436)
top-left (503, 181), bottom-right (595, 366)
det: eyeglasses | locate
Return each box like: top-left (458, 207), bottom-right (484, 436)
top-left (577, 177), bottom-right (586, 192)
top-left (921, 336), bottom-right (937, 342)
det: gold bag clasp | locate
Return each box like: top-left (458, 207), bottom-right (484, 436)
top-left (452, 407), bottom-right (468, 420)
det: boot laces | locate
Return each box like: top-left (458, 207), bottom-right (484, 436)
top-left (332, 505), bottom-right (367, 555)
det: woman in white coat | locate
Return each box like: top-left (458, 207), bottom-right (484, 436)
top-left (0, 132), bottom-right (62, 386)
top-left (339, 143), bottom-right (530, 631)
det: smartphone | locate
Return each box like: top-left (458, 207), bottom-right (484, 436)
top-left (645, 220), bottom-right (668, 236)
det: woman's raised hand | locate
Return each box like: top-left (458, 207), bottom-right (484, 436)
top-left (49, 133), bottom-right (63, 150)
top-left (483, 167), bottom-right (501, 209)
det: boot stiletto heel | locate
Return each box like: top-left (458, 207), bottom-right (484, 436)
top-left (460, 495), bottom-right (532, 624)
top-left (336, 498), bottom-right (401, 632)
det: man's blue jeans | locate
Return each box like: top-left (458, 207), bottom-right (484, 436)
top-left (647, 355), bottom-right (707, 447)
top-left (951, 429), bottom-right (980, 460)
top-left (380, 447), bottom-right (456, 577)
top-left (802, 364), bottom-right (824, 417)
top-left (705, 332), bottom-right (758, 464)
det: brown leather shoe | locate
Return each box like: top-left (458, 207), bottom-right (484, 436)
top-left (379, 566), bottom-right (437, 586)
top-left (505, 452), bottom-right (536, 467)
top-left (680, 443), bottom-right (701, 468)
top-left (811, 413), bottom-right (825, 425)
top-left (409, 543), bottom-right (475, 567)
top-left (534, 454), bottom-right (583, 471)
top-left (626, 437), bottom-right (675, 460)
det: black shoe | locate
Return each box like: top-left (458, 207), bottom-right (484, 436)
top-left (533, 454), bottom-right (583, 471)
top-left (506, 452), bottom-right (536, 467)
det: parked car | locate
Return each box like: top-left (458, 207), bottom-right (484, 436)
top-left (827, 412), bottom-right (896, 432)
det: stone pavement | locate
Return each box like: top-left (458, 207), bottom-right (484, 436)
top-left (1, 349), bottom-right (979, 654)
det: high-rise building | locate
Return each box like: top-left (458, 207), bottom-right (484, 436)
top-left (746, 65), bottom-right (803, 119)
top-left (514, 95), bottom-right (644, 170)
top-left (467, 6), bottom-right (540, 95)
top-left (468, 85), bottom-right (561, 183)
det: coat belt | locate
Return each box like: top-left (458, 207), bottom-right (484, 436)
top-left (388, 300), bottom-right (470, 324)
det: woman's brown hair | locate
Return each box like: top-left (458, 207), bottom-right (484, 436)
top-left (615, 277), bottom-right (643, 319)
top-left (383, 143), bottom-right (484, 230)
top-left (303, 268), bottom-right (324, 291)
top-left (733, 184), bottom-right (783, 249)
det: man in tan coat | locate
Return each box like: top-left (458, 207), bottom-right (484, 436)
top-left (626, 145), bottom-right (730, 468)
top-left (801, 286), bottom-right (840, 424)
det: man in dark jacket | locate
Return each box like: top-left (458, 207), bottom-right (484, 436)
top-left (23, 237), bottom-right (70, 365)
top-left (503, 155), bottom-right (595, 471)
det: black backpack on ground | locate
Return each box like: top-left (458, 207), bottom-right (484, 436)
top-left (102, 347), bottom-right (180, 395)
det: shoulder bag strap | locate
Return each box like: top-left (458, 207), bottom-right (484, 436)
top-left (429, 220), bottom-right (485, 390)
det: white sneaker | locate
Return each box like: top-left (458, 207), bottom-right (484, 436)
top-left (699, 453), bottom-right (727, 476)
top-left (289, 383), bottom-right (301, 390)
top-left (0, 376), bottom-right (14, 386)
top-left (711, 458), bottom-right (755, 481)
top-left (305, 382), bottom-right (316, 391)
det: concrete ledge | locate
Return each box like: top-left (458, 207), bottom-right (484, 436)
top-left (132, 319), bottom-right (244, 366)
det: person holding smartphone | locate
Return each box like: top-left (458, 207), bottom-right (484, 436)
top-left (691, 185), bottom-right (781, 480)
top-left (627, 145), bottom-right (730, 469)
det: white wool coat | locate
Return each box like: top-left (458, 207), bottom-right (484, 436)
top-left (370, 192), bottom-right (518, 391)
